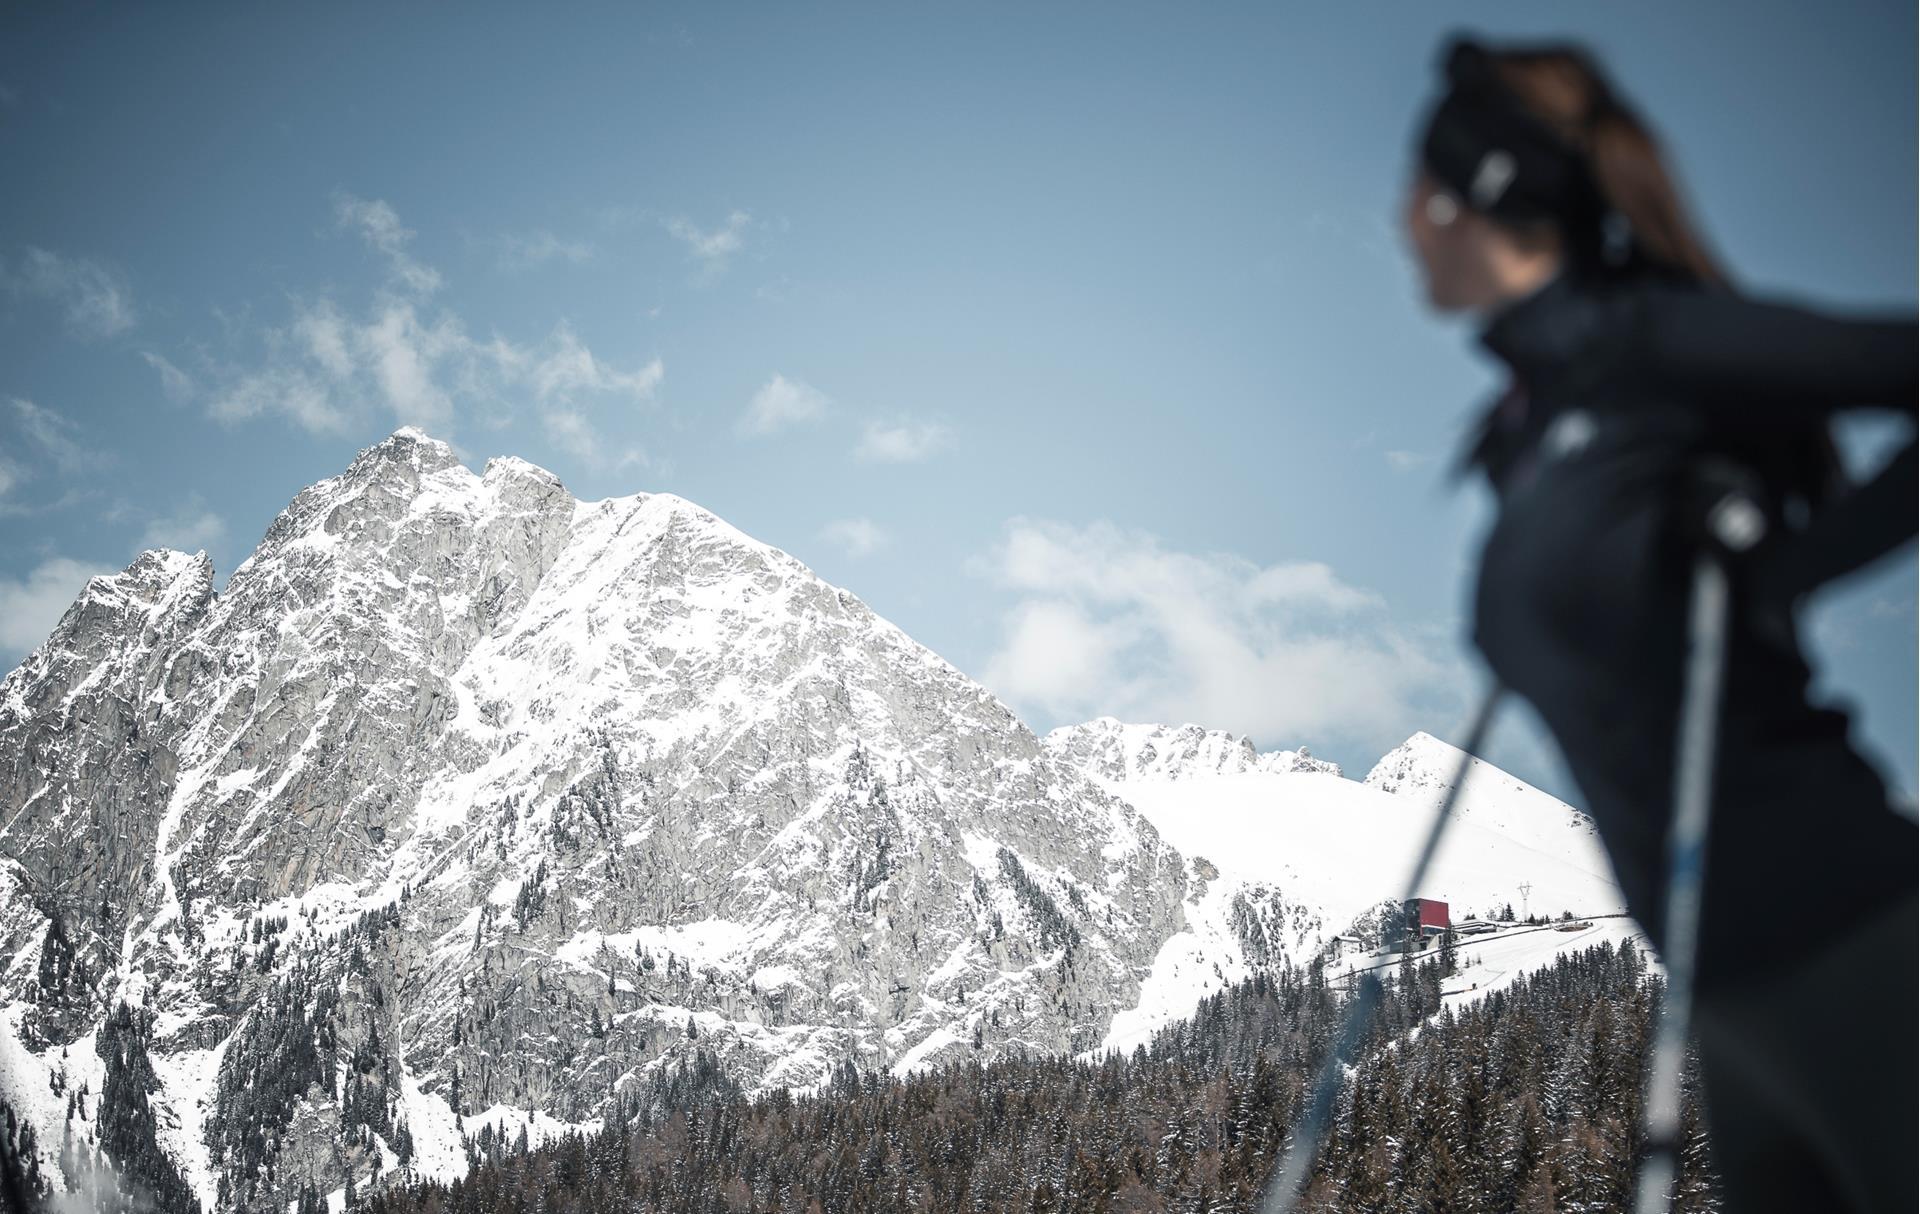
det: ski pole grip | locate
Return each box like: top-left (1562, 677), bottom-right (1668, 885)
top-left (1685, 458), bottom-right (1769, 556)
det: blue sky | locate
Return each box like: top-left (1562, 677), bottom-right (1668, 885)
top-left (1, 1), bottom-right (1913, 802)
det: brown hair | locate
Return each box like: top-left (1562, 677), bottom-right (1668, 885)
top-left (1488, 47), bottom-right (1728, 287)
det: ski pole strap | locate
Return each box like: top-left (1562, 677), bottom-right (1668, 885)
top-left (1260, 682), bottom-right (1506, 1214)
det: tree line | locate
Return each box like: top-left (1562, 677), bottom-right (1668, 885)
top-left (349, 939), bottom-right (1717, 1214)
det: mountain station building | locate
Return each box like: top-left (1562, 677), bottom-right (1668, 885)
top-left (1405, 897), bottom-right (1451, 939)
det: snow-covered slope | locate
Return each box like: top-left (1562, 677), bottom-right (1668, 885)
top-left (1364, 730), bottom-right (1606, 861)
top-left (1046, 721), bottom-right (1627, 1050)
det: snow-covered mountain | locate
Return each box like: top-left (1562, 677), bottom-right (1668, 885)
top-left (0, 428), bottom-right (1628, 1211)
top-left (1363, 730), bottom-right (1608, 863)
top-left (1042, 717), bottom-right (1341, 782)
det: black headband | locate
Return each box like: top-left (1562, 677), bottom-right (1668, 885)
top-left (1419, 39), bottom-right (1604, 232)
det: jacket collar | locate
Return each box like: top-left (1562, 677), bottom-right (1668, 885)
top-left (1456, 270), bottom-right (1584, 484)
top-left (1476, 268), bottom-right (1591, 386)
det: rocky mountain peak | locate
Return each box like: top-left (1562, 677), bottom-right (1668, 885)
top-left (1363, 730), bottom-right (1459, 796)
top-left (357, 424), bottom-right (462, 474)
top-left (0, 430), bottom-right (1197, 1210)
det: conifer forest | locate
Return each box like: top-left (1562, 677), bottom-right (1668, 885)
top-left (3, 938), bottom-right (1718, 1213)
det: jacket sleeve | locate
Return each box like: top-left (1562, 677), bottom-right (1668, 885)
top-left (1751, 438), bottom-right (1917, 602)
top-left (1631, 286), bottom-right (1918, 423)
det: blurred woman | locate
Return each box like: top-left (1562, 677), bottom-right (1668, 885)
top-left (1406, 37), bottom-right (1916, 1212)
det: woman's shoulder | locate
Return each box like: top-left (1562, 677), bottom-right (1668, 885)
top-left (1569, 265), bottom-right (1716, 344)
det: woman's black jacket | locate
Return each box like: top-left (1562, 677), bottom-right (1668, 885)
top-left (1465, 267), bottom-right (1916, 989)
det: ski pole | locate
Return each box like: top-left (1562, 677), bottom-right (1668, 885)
top-left (1632, 472), bottom-right (1765, 1214)
top-left (1259, 682), bottom-right (1505, 1214)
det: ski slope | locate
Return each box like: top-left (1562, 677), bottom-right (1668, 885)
top-left (1110, 765), bottom-right (1624, 943)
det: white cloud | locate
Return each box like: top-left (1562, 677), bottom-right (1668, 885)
top-left (9, 398), bottom-right (97, 472)
top-left (820, 517), bottom-right (889, 558)
top-left (292, 299), bottom-right (356, 380)
top-left (1384, 449), bottom-right (1433, 473)
top-left (358, 302), bottom-right (459, 430)
top-left (984, 599), bottom-right (1141, 710)
top-left (543, 409), bottom-right (598, 464)
top-left (201, 197), bottom-right (663, 453)
top-left (209, 362), bottom-right (351, 434)
top-left (1244, 562), bottom-right (1382, 612)
top-left (977, 518), bottom-right (1458, 750)
top-left (525, 321), bottom-right (664, 406)
top-left (140, 351), bottom-right (195, 402)
top-left (0, 556), bottom-right (119, 657)
top-left (333, 191), bottom-right (443, 295)
top-left (5, 247), bottom-right (135, 337)
top-left (665, 210), bottom-right (750, 274)
top-left (0, 410), bottom-right (99, 515)
top-left (138, 497), bottom-right (226, 554)
top-left (737, 374), bottom-right (829, 437)
top-left (854, 418), bottom-right (951, 463)
top-left (516, 322), bottom-right (661, 469)
top-left (543, 407), bottom-right (649, 471)
top-left (494, 229), bottom-right (594, 270)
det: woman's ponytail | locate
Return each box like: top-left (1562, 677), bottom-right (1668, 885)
top-left (1585, 98), bottom-right (1727, 286)
top-left (1490, 48), bottom-right (1730, 287)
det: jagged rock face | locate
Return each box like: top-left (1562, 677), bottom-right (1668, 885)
top-left (1044, 717), bottom-right (1341, 783)
top-left (0, 429), bottom-right (1193, 1210)
top-left (0, 549), bottom-right (213, 1044)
